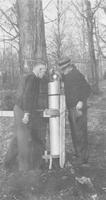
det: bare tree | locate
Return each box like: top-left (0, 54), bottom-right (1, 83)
top-left (0, 0), bottom-right (105, 84)
top-left (45, 0), bottom-right (68, 66)
top-left (0, 5), bottom-right (19, 49)
top-left (98, 2), bottom-right (106, 58)
top-left (71, 0), bottom-right (103, 93)
top-left (85, 0), bottom-right (98, 91)
top-left (0, 0), bottom-right (47, 73)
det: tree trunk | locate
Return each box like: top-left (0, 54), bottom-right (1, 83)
top-left (17, 0), bottom-right (47, 72)
top-left (34, 0), bottom-right (47, 62)
top-left (85, 0), bottom-right (99, 93)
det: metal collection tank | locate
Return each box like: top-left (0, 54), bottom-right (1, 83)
top-left (48, 77), bottom-right (60, 157)
top-left (43, 70), bottom-right (65, 169)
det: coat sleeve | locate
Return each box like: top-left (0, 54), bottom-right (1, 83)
top-left (22, 74), bottom-right (36, 113)
top-left (79, 74), bottom-right (92, 101)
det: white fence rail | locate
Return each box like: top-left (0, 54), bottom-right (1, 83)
top-left (0, 111), bottom-right (14, 117)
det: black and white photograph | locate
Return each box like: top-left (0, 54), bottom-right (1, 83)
top-left (0, 0), bottom-right (106, 199)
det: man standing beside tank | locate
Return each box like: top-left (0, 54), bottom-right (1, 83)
top-left (59, 58), bottom-right (91, 166)
top-left (4, 59), bottom-right (47, 172)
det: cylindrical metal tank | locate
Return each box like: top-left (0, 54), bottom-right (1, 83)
top-left (48, 79), bottom-right (60, 156)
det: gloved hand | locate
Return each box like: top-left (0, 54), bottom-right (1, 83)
top-left (22, 113), bottom-right (30, 124)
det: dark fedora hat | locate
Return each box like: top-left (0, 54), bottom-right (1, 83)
top-left (58, 57), bottom-right (71, 70)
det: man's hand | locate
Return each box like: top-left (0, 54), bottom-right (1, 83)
top-left (75, 101), bottom-right (83, 117)
top-left (76, 101), bottom-right (83, 110)
top-left (22, 113), bottom-right (30, 124)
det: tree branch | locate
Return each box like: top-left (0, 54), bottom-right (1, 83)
top-left (0, 24), bottom-right (17, 39)
top-left (0, 40), bottom-right (19, 52)
top-left (0, 8), bottom-right (18, 34)
top-left (99, 35), bottom-right (106, 43)
top-left (71, 0), bottom-right (87, 19)
top-left (45, 15), bottom-right (57, 24)
top-left (43, 0), bottom-right (54, 11)
top-left (2, 35), bottom-right (19, 42)
top-left (92, 0), bottom-right (103, 15)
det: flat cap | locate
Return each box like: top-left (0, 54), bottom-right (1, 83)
top-left (58, 57), bottom-right (71, 70)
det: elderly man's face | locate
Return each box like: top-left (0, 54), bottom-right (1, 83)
top-left (35, 63), bottom-right (47, 78)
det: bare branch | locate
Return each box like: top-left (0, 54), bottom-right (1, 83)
top-left (3, 35), bottom-right (19, 42)
top-left (45, 15), bottom-right (57, 24)
top-left (45, 7), bottom-right (65, 24)
top-left (0, 40), bottom-right (18, 52)
top-left (71, 0), bottom-right (87, 19)
top-left (98, 46), bottom-right (106, 58)
top-left (45, 19), bottom-right (57, 24)
top-left (92, 0), bottom-right (103, 14)
top-left (43, 0), bottom-right (54, 11)
top-left (99, 35), bottom-right (106, 43)
top-left (0, 8), bottom-right (18, 34)
top-left (94, 20), bottom-right (106, 59)
top-left (0, 24), bottom-right (17, 39)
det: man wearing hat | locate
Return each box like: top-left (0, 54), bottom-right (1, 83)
top-left (59, 58), bottom-right (91, 165)
top-left (4, 59), bottom-right (47, 172)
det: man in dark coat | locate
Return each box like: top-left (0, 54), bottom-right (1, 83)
top-left (59, 58), bottom-right (91, 165)
top-left (4, 60), bottom-right (47, 171)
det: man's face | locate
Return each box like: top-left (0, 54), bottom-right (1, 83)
top-left (34, 63), bottom-right (47, 78)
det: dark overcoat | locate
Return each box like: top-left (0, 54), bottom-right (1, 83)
top-left (5, 72), bottom-right (44, 171)
top-left (63, 67), bottom-right (91, 164)
top-left (63, 67), bottom-right (91, 109)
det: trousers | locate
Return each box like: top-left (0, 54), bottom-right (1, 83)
top-left (68, 104), bottom-right (88, 163)
top-left (4, 105), bottom-right (44, 171)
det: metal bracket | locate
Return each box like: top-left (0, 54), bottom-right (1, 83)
top-left (43, 108), bottom-right (60, 118)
